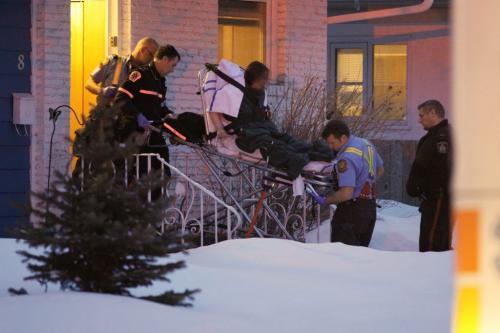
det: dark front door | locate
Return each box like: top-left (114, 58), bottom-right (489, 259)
top-left (0, 0), bottom-right (31, 236)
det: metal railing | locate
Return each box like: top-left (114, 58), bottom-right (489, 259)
top-left (175, 147), bottom-right (333, 242)
top-left (78, 153), bottom-right (242, 246)
top-left (78, 147), bottom-right (333, 244)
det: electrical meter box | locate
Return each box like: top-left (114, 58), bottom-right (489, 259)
top-left (12, 93), bottom-right (36, 125)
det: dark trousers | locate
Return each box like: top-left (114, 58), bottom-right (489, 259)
top-left (330, 199), bottom-right (377, 247)
top-left (419, 196), bottom-right (451, 252)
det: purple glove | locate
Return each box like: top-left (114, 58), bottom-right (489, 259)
top-left (102, 85), bottom-right (117, 98)
top-left (311, 192), bottom-right (326, 205)
top-left (137, 113), bottom-right (150, 129)
top-left (306, 184), bottom-right (326, 205)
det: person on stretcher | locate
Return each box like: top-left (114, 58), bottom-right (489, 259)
top-left (207, 60), bottom-right (332, 179)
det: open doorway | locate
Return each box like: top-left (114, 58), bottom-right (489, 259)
top-left (70, 0), bottom-right (107, 143)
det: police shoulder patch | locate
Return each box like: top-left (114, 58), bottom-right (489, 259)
top-left (436, 141), bottom-right (448, 154)
top-left (337, 159), bottom-right (348, 173)
top-left (129, 71), bottom-right (141, 82)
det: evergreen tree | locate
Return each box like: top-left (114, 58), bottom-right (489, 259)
top-left (14, 105), bottom-right (198, 306)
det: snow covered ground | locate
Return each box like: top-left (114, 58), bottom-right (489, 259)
top-left (0, 201), bottom-right (453, 333)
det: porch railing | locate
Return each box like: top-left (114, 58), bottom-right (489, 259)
top-left (78, 153), bottom-right (242, 246)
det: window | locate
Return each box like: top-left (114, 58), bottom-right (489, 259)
top-left (218, 0), bottom-right (266, 67)
top-left (333, 44), bottom-right (408, 121)
top-left (373, 45), bottom-right (407, 120)
top-left (336, 48), bottom-right (364, 116)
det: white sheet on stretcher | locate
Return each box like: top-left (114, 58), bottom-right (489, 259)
top-left (202, 59), bottom-right (268, 133)
top-left (203, 59), bottom-right (245, 120)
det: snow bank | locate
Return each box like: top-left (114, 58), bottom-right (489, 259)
top-left (0, 234), bottom-right (452, 333)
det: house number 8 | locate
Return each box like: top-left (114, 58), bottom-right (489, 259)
top-left (18, 54), bottom-right (25, 71)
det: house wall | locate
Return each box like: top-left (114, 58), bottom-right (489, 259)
top-left (117, 0), bottom-right (328, 113)
top-left (373, 24), bottom-right (450, 141)
top-left (327, 11), bottom-right (450, 203)
top-left (31, 0), bottom-right (71, 197)
top-left (28, 1), bottom-right (445, 209)
top-left (116, 0), bottom-right (328, 190)
top-left (25, 0), bottom-right (435, 227)
top-left (276, 0), bottom-right (327, 83)
top-left (373, 24), bottom-right (449, 204)
top-left (328, 22), bottom-right (450, 140)
top-left (120, 0), bottom-right (219, 115)
top-left (26, 0), bottom-right (329, 207)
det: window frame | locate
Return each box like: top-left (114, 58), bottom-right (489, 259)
top-left (217, 0), bottom-right (278, 80)
top-left (330, 42), bottom-right (370, 119)
top-left (218, 16), bottom-right (266, 65)
top-left (372, 43), bottom-right (409, 125)
top-left (329, 40), bottom-right (410, 127)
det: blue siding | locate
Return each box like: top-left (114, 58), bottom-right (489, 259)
top-left (0, 146), bottom-right (30, 169)
top-left (0, 193), bottom-right (29, 216)
top-left (0, 170), bottom-right (30, 193)
top-left (0, 28), bottom-right (31, 52)
top-left (0, 123), bottom-right (31, 146)
top-left (0, 51), bottom-right (32, 75)
top-left (0, 217), bottom-right (27, 236)
top-left (0, 99), bottom-right (12, 121)
top-left (0, 75), bottom-right (31, 97)
top-left (0, 2), bottom-right (31, 28)
top-left (0, 0), bottom-right (31, 236)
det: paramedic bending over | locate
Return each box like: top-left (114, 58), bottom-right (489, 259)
top-left (210, 61), bottom-right (270, 137)
top-left (312, 120), bottom-right (384, 247)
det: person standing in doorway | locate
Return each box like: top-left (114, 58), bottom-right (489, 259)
top-left (86, 37), bottom-right (159, 107)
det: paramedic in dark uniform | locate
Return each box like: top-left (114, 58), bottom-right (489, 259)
top-left (311, 120), bottom-right (384, 247)
top-left (406, 100), bottom-right (452, 252)
top-left (86, 37), bottom-right (158, 106)
top-left (72, 37), bottom-right (158, 180)
top-left (114, 44), bottom-right (180, 199)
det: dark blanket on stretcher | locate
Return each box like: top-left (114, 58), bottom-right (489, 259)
top-left (235, 120), bottom-right (333, 179)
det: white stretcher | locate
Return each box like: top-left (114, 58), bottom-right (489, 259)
top-left (155, 61), bottom-right (336, 241)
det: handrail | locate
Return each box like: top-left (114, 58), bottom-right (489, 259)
top-left (150, 153), bottom-right (243, 240)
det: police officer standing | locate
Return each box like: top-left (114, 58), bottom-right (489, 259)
top-left (406, 100), bottom-right (452, 252)
top-left (311, 120), bottom-right (384, 247)
top-left (86, 37), bottom-right (159, 106)
top-left (113, 44), bottom-right (180, 199)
